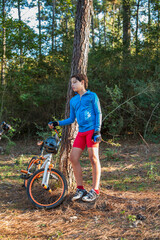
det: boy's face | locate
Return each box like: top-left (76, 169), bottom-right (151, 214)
top-left (71, 77), bottom-right (85, 92)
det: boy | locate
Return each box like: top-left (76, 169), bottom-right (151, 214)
top-left (49, 74), bottom-right (102, 202)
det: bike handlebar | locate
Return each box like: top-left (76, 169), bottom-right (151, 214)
top-left (0, 122), bottom-right (11, 138)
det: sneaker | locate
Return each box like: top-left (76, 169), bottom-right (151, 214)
top-left (82, 189), bottom-right (98, 202)
top-left (72, 188), bottom-right (87, 201)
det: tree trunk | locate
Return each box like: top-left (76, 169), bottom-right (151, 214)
top-left (112, 3), bottom-right (115, 48)
top-left (104, 11), bottom-right (106, 49)
top-left (148, 0), bottom-right (151, 27)
top-left (38, 0), bottom-right (42, 60)
top-left (18, 0), bottom-right (23, 66)
top-left (123, 0), bottom-right (131, 59)
top-left (135, 0), bottom-right (140, 56)
top-left (98, 17), bottom-right (101, 47)
top-left (59, 0), bottom-right (93, 188)
top-left (117, 6), bottom-right (121, 40)
top-left (156, 0), bottom-right (159, 60)
top-left (65, 17), bottom-right (69, 38)
top-left (51, 0), bottom-right (56, 53)
top-left (1, 0), bottom-right (6, 85)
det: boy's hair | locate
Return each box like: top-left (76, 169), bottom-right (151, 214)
top-left (71, 74), bottom-right (88, 89)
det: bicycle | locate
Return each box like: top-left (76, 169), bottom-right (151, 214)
top-left (20, 128), bottom-right (60, 188)
top-left (25, 128), bottom-right (68, 209)
top-left (21, 141), bottom-right (45, 188)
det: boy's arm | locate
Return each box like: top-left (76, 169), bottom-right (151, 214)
top-left (58, 101), bottom-right (76, 126)
top-left (92, 93), bottom-right (102, 132)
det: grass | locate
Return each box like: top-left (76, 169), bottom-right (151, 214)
top-left (0, 154), bottom-right (32, 185)
top-left (1, 151), bottom-right (160, 192)
top-left (100, 146), bottom-right (160, 191)
top-left (0, 140), bottom-right (160, 239)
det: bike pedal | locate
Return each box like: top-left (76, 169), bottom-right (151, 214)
top-left (21, 170), bottom-right (28, 174)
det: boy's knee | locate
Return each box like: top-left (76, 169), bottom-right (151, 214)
top-left (70, 154), bottom-right (74, 163)
top-left (70, 154), bottom-right (78, 164)
top-left (89, 155), bottom-right (98, 165)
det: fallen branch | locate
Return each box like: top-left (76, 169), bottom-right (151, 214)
top-left (138, 132), bottom-right (150, 149)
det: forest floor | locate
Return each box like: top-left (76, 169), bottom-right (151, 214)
top-left (0, 137), bottom-right (160, 240)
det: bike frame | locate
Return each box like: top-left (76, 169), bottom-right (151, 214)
top-left (21, 128), bottom-right (61, 189)
top-left (41, 153), bottom-right (52, 187)
top-left (40, 131), bottom-right (61, 189)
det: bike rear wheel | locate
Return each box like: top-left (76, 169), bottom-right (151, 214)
top-left (27, 168), bottom-right (67, 209)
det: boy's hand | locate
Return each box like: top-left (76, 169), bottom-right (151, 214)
top-left (92, 131), bottom-right (102, 143)
top-left (48, 121), bottom-right (59, 129)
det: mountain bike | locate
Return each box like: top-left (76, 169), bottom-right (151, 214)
top-left (21, 141), bottom-right (45, 188)
top-left (20, 128), bottom-right (60, 188)
top-left (25, 128), bottom-right (68, 209)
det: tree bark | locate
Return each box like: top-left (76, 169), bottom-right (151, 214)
top-left (117, 6), bottom-right (121, 40)
top-left (51, 0), bottom-right (56, 53)
top-left (135, 0), bottom-right (140, 56)
top-left (148, 0), bottom-right (151, 27)
top-left (112, 3), bottom-right (116, 48)
top-left (59, 0), bottom-right (93, 188)
top-left (38, 0), bottom-right (42, 60)
top-left (65, 17), bottom-right (69, 38)
top-left (98, 17), bottom-right (101, 47)
top-left (156, 0), bottom-right (159, 60)
top-left (18, 0), bottom-right (23, 66)
top-left (123, 0), bottom-right (131, 59)
top-left (104, 11), bottom-right (106, 49)
top-left (1, 0), bottom-right (6, 85)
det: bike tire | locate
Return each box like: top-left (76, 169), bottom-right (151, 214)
top-left (24, 157), bottom-right (38, 188)
top-left (27, 168), bottom-right (68, 209)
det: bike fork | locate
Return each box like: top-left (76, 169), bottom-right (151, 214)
top-left (42, 155), bottom-right (52, 192)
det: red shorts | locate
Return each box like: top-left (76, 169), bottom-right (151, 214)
top-left (73, 130), bottom-right (99, 150)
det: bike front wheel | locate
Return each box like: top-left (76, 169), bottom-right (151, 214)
top-left (27, 168), bottom-right (67, 209)
top-left (24, 157), bottom-right (39, 188)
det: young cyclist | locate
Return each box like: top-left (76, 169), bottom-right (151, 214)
top-left (48, 74), bottom-right (102, 202)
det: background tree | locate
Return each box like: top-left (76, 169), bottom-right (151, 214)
top-left (135, 0), bottom-right (140, 55)
top-left (1, 0), bottom-right (6, 85)
top-left (122, 0), bottom-right (131, 59)
top-left (0, 0), bottom-right (159, 141)
top-left (38, 0), bottom-right (42, 60)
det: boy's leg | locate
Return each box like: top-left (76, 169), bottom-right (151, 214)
top-left (82, 147), bottom-right (101, 202)
top-left (70, 147), bottom-right (83, 186)
top-left (87, 147), bottom-right (101, 190)
top-left (70, 147), bottom-right (88, 201)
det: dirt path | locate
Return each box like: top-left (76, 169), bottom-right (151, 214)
top-left (0, 140), bottom-right (160, 240)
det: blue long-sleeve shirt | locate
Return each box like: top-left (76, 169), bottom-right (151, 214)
top-left (59, 90), bottom-right (102, 132)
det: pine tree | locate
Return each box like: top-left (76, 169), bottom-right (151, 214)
top-left (59, 0), bottom-right (93, 188)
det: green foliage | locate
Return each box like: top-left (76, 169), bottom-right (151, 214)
top-left (1, 129), bottom-right (16, 154)
top-left (105, 85), bottom-right (123, 135)
top-left (146, 162), bottom-right (159, 180)
top-left (127, 214), bottom-right (136, 222)
top-left (0, 0), bottom-right (159, 140)
top-left (57, 230), bottom-right (63, 239)
top-left (104, 148), bottom-right (119, 161)
top-left (14, 154), bottom-right (24, 166)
